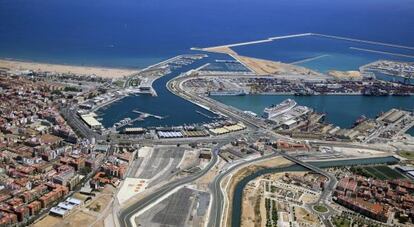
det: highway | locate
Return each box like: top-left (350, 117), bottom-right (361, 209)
top-left (280, 153), bottom-right (337, 204)
top-left (280, 153), bottom-right (337, 227)
top-left (59, 105), bottom-right (104, 141)
top-left (207, 152), bottom-right (281, 227)
top-left (167, 73), bottom-right (360, 227)
top-left (207, 149), bottom-right (338, 227)
top-left (166, 74), bottom-right (299, 145)
top-left (167, 74), bottom-right (265, 130)
top-left (54, 51), bottom-right (402, 227)
top-left (119, 143), bottom-right (224, 227)
top-left (111, 131), bottom-right (246, 146)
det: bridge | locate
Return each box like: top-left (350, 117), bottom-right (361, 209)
top-left (279, 152), bottom-right (337, 227)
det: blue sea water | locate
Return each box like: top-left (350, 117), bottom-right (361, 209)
top-left (212, 95), bottom-right (414, 129)
top-left (2, 0), bottom-right (414, 128)
top-left (1, 0), bottom-right (414, 68)
top-left (232, 35), bottom-right (414, 72)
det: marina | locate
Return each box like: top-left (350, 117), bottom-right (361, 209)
top-left (96, 53), bottom-right (230, 128)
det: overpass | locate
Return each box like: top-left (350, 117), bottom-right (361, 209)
top-left (280, 153), bottom-right (337, 203)
top-left (280, 152), bottom-right (337, 227)
top-left (119, 142), bottom-right (226, 227)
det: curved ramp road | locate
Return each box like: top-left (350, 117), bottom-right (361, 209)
top-left (208, 153), bottom-right (281, 227)
top-left (119, 143), bottom-right (225, 227)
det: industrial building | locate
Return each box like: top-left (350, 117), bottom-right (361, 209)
top-left (80, 113), bottom-right (102, 129)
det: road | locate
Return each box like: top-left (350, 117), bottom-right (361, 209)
top-left (119, 143), bottom-right (223, 227)
top-left (59, 58), bottom-right (386, 227)
top-left (207, 152), bottom-right (281, 227)
top-left (112, 130), bottom-right (246, 146)
top-left (281, 153), bottom-right (337, 227)
top-left (59, 105), bottom-right (104, 141)
top-left (280, 153), bottom-right (337, 204)
top-left (207, 150), bottom-right (338, 227)
top-left (167, 74), bottom-right (266, 130)
top-left (167, 73), bottom-right (323, 144)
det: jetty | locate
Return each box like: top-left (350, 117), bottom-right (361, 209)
top-left (291, 54), bottom-right (330, 64)
top-left (198, 33), bottom-right (311, 50)
top-left (112, 110), bottom-right (165, 131)
top-left (132, 109), bottom-right (164, 119)
top-left (349, 47), bottom-right (414, 59)
top-left (197, 32), bottom-right (414, 53)
top-left (196, 110), bottom-right (218, 119)
top-left (312, 33), bottom-right (414, 51)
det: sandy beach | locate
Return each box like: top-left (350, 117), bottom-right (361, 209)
top-left (0, 59), bottom-right (138, 78)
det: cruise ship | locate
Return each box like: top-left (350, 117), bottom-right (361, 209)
top-left (262, 99), bottom-right (297, 119)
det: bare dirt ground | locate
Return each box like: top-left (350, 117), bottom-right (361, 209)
top-left (33, 185), bottom-right (115, 227)
top-left (294, 206), bottom-right (320, 226)
top-left (240, 179), bottom-right (263, 227)
top-left (195, 158), bottom-right (225, 191)
top-left (201, 46), bottom-right (322, 77)
top-left (223, 156), bottom-right (292, 227)
top-left (328, 70), bottom-right (362, 80)
top-left (33, 210), bottom-right (97, 227)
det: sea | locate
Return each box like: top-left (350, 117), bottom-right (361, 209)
top-left (1, 0), bottom-right (414, 131)
top-left (1, 0), bottom-right (414, 68)
top-left (232, 35), bottom-right (414, 72)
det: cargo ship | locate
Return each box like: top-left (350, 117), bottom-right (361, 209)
top-left (262, 99), bottom-right (297, 119)
top-left (353, 115), bottom-right (367, 127)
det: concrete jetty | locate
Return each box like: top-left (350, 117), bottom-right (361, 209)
top-left (349, 47), bottom-right (414, 59)
top-left (197, 32), bottom-right (414, 53)
top-left (196, 110), bottom-right (218, 119)
top-left (312, 33), bottom-right (414, 50)
top-left (198, 33), bottom-right (312, 50)
top-left (132, 109), bottom-right (164, 119)
top-left (291, 54), bottom-right (330, 64)
top-left (113, 110), bottom-right (164, 131)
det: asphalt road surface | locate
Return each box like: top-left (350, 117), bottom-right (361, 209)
top-left (119, 145), bottom-right (222, 227)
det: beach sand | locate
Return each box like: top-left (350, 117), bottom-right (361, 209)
top-left (0, 59), bottom-right (138, 78)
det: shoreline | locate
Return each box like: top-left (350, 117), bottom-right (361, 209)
top-left (0, 58), bottom-right (139, 79)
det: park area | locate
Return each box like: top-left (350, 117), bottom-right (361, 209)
top-left (351, 165), bottom-right (405, 180)
top-left (313, 204), bottom-right (328, 213)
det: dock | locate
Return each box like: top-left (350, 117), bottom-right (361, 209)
top-left (113, 110), bottom-right (165, 131)
top-left (114, 118), bottom-right (142, 130)
top-left (196, 110), bottom-right (218, 119)
top-left (132, 109), bottom-right (164, 119)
